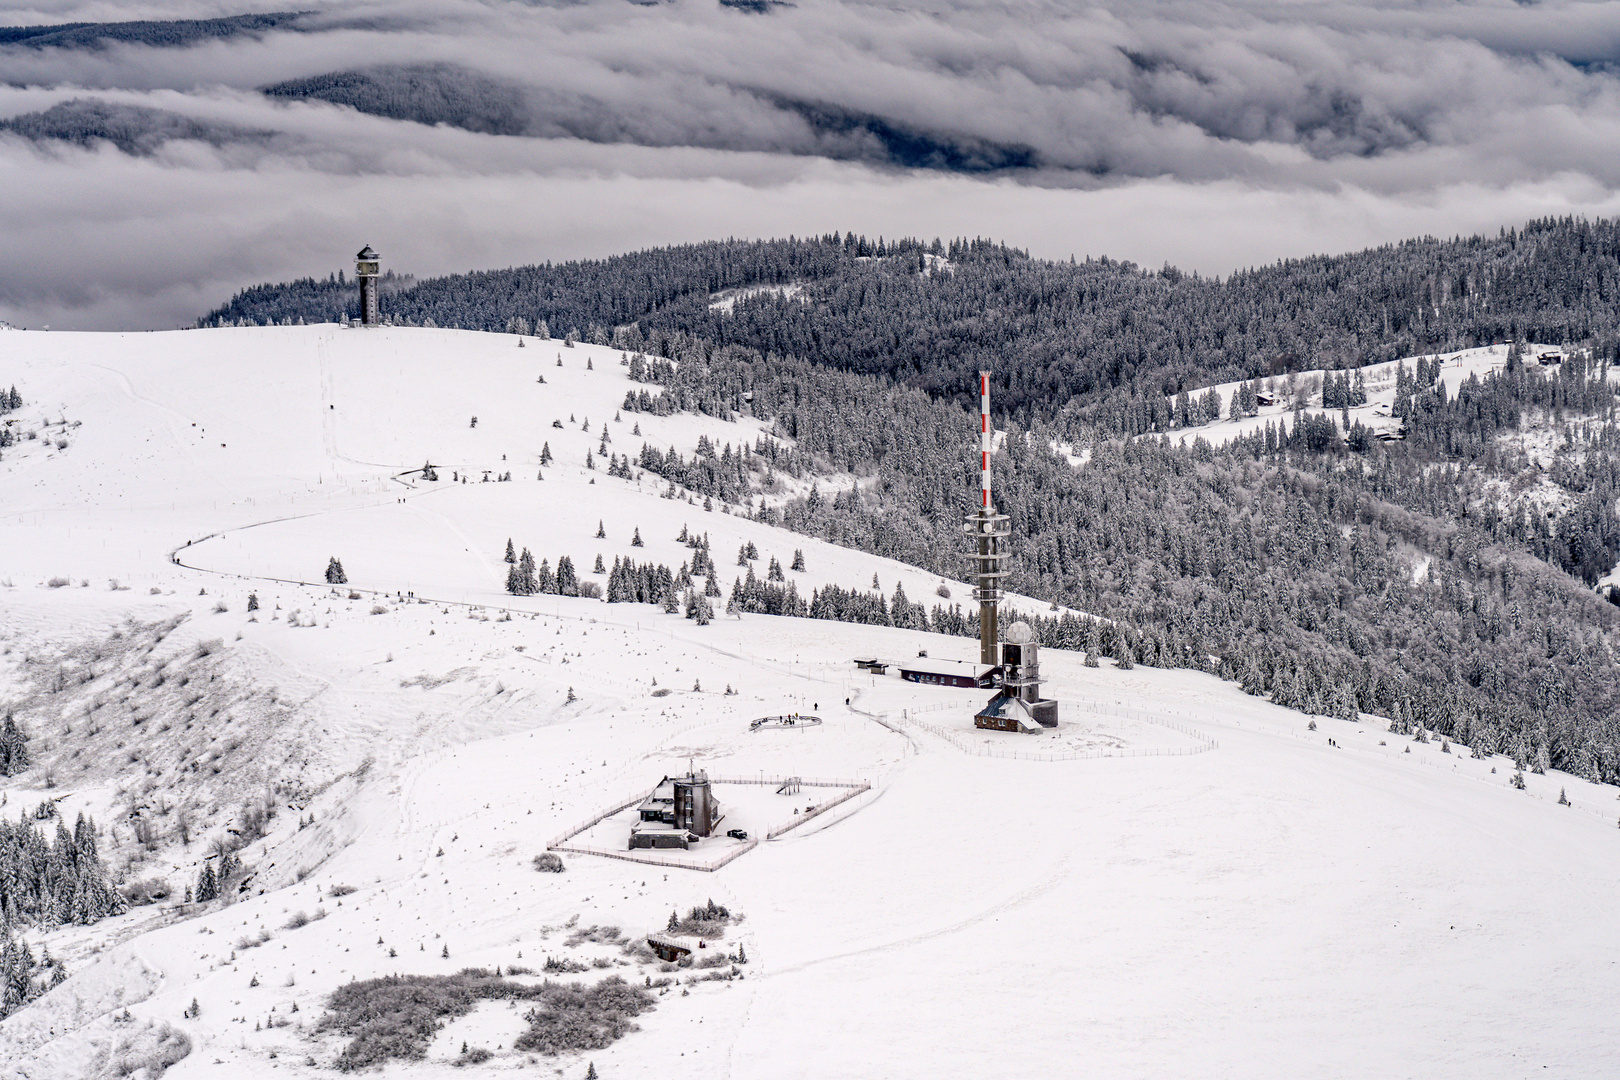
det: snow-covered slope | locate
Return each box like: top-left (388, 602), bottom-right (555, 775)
top-left (1159, 343), bottom-right (1562, 450)
top-left (0, 327), bottom-right (1617, 1079)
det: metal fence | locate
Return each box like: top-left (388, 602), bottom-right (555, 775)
top-left (545, 787), bottom-right (657, 851)
top-left (550, 836), bottom-right (760, 873)
top-left (764, 782), bottom-right (873, 839)
top-left (547, 774), bottom-right (870, 868)
top-left (706, 774), bottom-right (867, 789)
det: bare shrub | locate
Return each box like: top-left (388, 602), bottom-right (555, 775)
top-left (46, 577), bottom-right (70, 589)
top-left (564, 925), bottom-right (621, 947)
top-left (236, 929), bottom-right (273, 949)
top-left (513, 976), bottom-right (655, 1055)
top-left (935, 583), bottom-right (951, 599)
top-left (370, 604), bottom-right (388, 615)
top-left (323, 976), bottom-right (478, 1071)
top-left (618, 938), bottom-right (655, 962)
top-left (119, 877), bottom-right (172, 906)
top-left (577, 581), bottom-right (602, 600)
top-left (328, 883), bottom-right (357, 897)
top-left (236, 794), bottom-right (276, 844)
top-left (284, 911), bottom-right (312, 930)
top-left (109, 1021), bottom-right (191, 1078)
top-left (320, 971), bottom-right (649, 1071)
top-left (531, 853), bottom-right (564, 873)
top-left (130, 816), bottom-right (158, 850)
top-left (543, 956), bottom-right (591, 974)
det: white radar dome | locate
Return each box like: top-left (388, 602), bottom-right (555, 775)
top-left (1004, 621), bottom-right (1035, 644)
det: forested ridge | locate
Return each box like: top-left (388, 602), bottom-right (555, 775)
top-left (205, 220), bottom-right (1620, 782)
top-left (206, 218), bottom-right (1620, 423)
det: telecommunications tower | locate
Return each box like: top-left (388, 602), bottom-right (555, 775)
top-left (965, 371), bottom-right (1010, 666)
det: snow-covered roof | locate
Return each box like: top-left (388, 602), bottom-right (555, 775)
top-left (976, 694), bottom-right (1043, 732)
top-left (898, 658), bottom-right (997, 679)
top-left (646, 933), bottom-right (691, 953)
top-left (630, 819), bottom-right (689, 836)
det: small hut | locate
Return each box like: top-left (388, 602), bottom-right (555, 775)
top-left (646, 934), bottom-right (692, 963)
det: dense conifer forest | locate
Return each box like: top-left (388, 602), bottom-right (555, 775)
top-left (0, 799), bottom-right (124, 1019)
top-left (205, 219), bottom-right (1620, 421)
top-left (207, 220), bottom-right (1620, 782)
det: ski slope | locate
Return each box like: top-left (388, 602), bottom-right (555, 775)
top-left (0, 327), bottom-right (1617, 1079)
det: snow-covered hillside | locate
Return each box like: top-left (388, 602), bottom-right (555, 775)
top-left (1157, 342), bottom-right (1616, 453)
top-left (0, 326), bottom-right (1617, 1079)
top-left (1157, 343), bottom-right (1561, 450)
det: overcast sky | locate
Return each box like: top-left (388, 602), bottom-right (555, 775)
top-left (5, 0), bottom-right (1620, 329)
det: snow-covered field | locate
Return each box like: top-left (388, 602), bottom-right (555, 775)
top-left (1, 326), bottom-right (1618, 1079)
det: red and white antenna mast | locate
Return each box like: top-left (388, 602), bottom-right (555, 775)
top-left (965, 371), bottom-right (1010, 666)
top-left (980, 371), bottom-right (993, 509)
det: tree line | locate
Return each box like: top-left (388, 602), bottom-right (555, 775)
top-left (205, 219), bottom-right (1620, 427)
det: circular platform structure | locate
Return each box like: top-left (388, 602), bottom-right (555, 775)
top-left (749, 714), bottom-right (823, 731)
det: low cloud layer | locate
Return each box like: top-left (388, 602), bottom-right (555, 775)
top-left (4, 0), bottom-right (1620, 328)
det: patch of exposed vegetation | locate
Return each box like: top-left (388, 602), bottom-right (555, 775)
top-left (319, 970), bottom-right (653, 1070)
